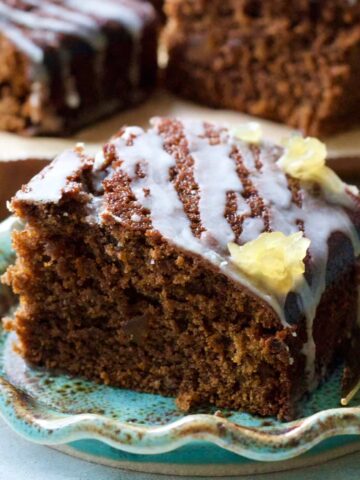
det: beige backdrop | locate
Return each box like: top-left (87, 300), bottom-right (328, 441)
top-left (0, 90), bottom-right (359, 162)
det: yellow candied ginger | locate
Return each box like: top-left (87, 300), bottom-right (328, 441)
top-left (231, 122), bottom-right (263, 144)
top-left (277, 136), bottom-right (326, 178)
top-left (228, 232), bottom-right (310, 296)
top-left (277, 136), bottom-right (359, 196)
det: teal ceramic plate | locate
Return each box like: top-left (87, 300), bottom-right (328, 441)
top-left (1, 216), bottom-right (360, 476)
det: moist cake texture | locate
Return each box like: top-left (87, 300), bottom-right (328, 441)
top-left (3, 118), bottom-right (360, 419)
top-left (165, 0), bottom-right (360, 136)
top-left (0, 0), bottom-right (158, 136)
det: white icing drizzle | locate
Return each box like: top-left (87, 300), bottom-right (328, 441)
top-left (66, 0), bottom-right (143, 36)
top-left (65, 0), bottom-right (144, 86)
top-left (234, 192), bottom-right (251, 217)
top-left (240, 217), bottom-right (265, 243)
top-left (16, 150), bottom-right (84, 203)
top-left (253, 144), bottom-right (300, 235)
top-left (112, 129), bottom-right (205, 253)
top-left (103, 125), bottom-right (285, 321)
top-left (111, 121), bottom-right (360, 389)
top-left (231, 137), bottom-right (257, 171)
top-left (85, 195), bottom-right (106, 225)
top-left (0, 20), bottom-right (44, 63)
top-left (25, 0), bottom-right (101, 32)
top-left (0, 4), bottom-right (86, 37)
top-left (1, 0), bottom-right (149, 119)
top-left (300, 196), bottom-right (360, 386)
top-left (0, 0), bottom-right (145, 57)
top-left (15, 119), bottom-right (360, 391)
top-left (22, 0), bottom-right (106, 50)
top-left (254, 143), bottom-right (360, 384)
top-left (183, 122), bottom-right (244, 248)
top-left (24, 0), bottom-right (110, 101)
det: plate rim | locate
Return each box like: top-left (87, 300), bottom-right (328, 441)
top-left (1, 217), bottom-right (360, 462)
top-left (50, 440), bottom-right (360, 476)
top-left (0, 368), bottom-right (360, 462)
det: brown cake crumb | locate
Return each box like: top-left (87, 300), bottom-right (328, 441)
top-left (3, 118), bottom-right (360, 420)
top-left (164, 0), bottom-right (360, 136)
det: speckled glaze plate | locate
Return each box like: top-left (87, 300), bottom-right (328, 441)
top-left (1, 217), bottom-right (360, 476)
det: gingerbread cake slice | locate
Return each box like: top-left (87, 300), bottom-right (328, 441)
top-left (164, 0), bottom-right (360, 136)
top-left (0, 0), bottom-right (158, 136)
top-left (3, 118), bottom-right (360, 419)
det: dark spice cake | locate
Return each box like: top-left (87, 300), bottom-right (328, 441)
top-left (3, 118), bottom-right (360, 419)
top-left (165, 0), bottom-right (360, 136)
top-left (0, 158), bottom-right (50, 220)
top-left (0, 0), bottom-right (158, 136)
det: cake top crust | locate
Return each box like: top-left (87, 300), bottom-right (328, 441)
top-left (0, 0), bottom-right (157, 112)
top-left (15, 118), bottom-right (360, 292)
top-left (0, 0), bottom-right (155, 63)
top-left (12, 117), bottom-right (360, 387)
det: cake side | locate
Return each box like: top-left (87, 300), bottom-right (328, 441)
top-left (164, 0), bottom-right (360, 136)
top-left (0, 0), bottom-right (159, 136)
top-left (3, 118), bottom-right (360, 419)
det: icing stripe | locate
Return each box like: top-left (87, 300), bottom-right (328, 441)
top-left (234, 192), bottom-right (251, 217)
top-left (65, 0), bottom-right (144, 87)
top-left (16, 150), bottom-right (85, 203)
top-left (155, 119), bottom-right (203, 238)
top-left (229, 144), bottom-right (267, 242)
top-left (183, 121), bottom-right (243, 248)
top-left (65, 0), bottom-right (143, 38)
top-left (0, 0), bottom-right (150, 102)
top-left (17, 119), bottom-right (360, 391)
top-left (24, 0), bottom-right (100, 30)
top-left (256, 145), bottom-right (360, 385)
top-left (112, 128), bottom-right (202, 253)
top-left (0, 20), bottom-right (44, 63)
top-left (22, 0), bottom-right (106, 50)
top-left (107, 124), bottom-right (285, 322)
top-left (0, 4), bottom-right (84, 36)
top-left (254, 143), bottom-right (300, 234)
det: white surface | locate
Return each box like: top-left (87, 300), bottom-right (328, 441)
top-left (0, 419), bottom-right (359, 480)
top-left (1, 90), bottom-right (359, 162)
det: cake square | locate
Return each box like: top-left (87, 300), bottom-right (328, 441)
top-left (164, 0), bottom-right (360, 136)
top-left (3, 118), bottom-right (360, 419)
top-left (0, 0), bottom-right (158, 135)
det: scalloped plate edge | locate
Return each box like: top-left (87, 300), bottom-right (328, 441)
top-left (52, 440), bottom-right (360, 476)
top-left (0, 374), bottom-right (360, 461)
top-left (1, 216), bottom-right (360, 462)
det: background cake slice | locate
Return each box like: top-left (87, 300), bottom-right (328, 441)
top-left (164, 0), bottom-right (360, 136)
top-left (0, 0), bottom-right (158, 136)
top-left (3, 118), bottom-right (360, 420)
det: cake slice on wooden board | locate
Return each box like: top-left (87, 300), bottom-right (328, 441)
top-left (0, 0), bottom-right (159, 136)
top-left (164, 0), bottom-right (360, 136)
top-left (3, 118), bottom-right (360, 420)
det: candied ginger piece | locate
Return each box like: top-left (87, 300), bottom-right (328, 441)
top-left (231, 122), bottom-right (263, 144)
top-left (277, 136), bottom-right (326, 179)
top-left (228, 232), bottom-right (310, 296)
top-left (277, 136), bottom-right (359, 198)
